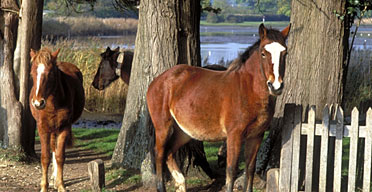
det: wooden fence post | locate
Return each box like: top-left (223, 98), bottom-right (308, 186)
top-left (363, 108), bottom-right (372, 192)
top-left (290, 105), bottom-right (301, 192)
top-left (88, 159), bottom-right (105, 191)
top-left (267, 168), bottom-right (280, 192)
top-left (319, 105), bottom-right (330, 192)
top-left (305, 106), bottom-right (315, 192)
top-left (279, 104), bottom-right (295, 192)
top-left (333, 106), bottom-right (343, 192)
top-left (348, 108), bottom-right (359, 192)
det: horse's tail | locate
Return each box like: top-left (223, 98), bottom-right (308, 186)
top-left (66, 128), bottom-right (74, 148)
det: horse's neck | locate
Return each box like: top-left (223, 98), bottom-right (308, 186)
top-left (120, 58), bottom-right (132, 84)
top-left (238, 51), bottom-right (270, 100)
top-left (53, 67), bottom-right (66, 100)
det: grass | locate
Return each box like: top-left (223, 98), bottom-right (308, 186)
top-left (73, 128), bottom-right (119, 156)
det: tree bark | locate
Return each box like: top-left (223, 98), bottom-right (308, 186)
top-left (0, 0), bottom-right (23, 149)
top-left (111, 0), bottom-right (211, 187)
top-left (256, 0), bottom-right (349, 179)
top-left (21, 0), bottom-right (43, 157)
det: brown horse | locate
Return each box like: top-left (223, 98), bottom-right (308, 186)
top-left (147, 24), bottom-right (290, 192)
top-left (29, 48), bottom-right (85, 192)
top-left (92, 46), bottom-right (134, 90)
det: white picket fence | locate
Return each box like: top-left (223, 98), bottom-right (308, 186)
top-left (277, 104), bottom-right (372, 192)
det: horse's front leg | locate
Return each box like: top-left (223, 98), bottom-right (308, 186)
top-left (54, 128), bottom-right (69, 192)
top-left (39, 131), bottom-right (51, 192)
top-left (226, 133), bottom-right (243, 192)
top-left (243, 135), bottom-right (264, 192)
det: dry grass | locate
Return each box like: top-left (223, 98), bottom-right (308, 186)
top-left (42, 38), bottom-right (129, 114)
top-left (43, 17), bottom-right (138, 37)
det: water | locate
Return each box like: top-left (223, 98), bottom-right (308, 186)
top-left (90, 25), bottom-right (372, 66)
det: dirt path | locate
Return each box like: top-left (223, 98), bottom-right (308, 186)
top-left (0, 142), bottom-right (119, 192)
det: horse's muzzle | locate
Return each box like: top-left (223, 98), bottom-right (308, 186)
top-left (267, 81), bottom-right (284, 96)
top-left (32, 98), bottom-right (46, 110)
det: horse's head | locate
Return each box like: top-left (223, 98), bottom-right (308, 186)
top-left (30, 48), bottom-right (60, 110)
top-left (258, 24), bottom-right (290, 96)
top-left (92, 46), bottom-right (121, 90)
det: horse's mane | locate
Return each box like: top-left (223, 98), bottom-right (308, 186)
top-left (227, 28), bottom-right (285, 72)
top-left (32, 48), bottom-right (53, 67)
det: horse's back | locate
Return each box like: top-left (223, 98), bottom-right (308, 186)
top-left (147, 64), bottom-right (230, 141)
top-left (58, 62), bottom-right (85, 123)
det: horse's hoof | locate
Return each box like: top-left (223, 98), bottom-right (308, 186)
top-left (57, 186), bottom-right (66, 192)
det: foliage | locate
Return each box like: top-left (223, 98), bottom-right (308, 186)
top-left (42, 17), bottom-right (137, 37)
top-left (343, 49), bottom-right (372, 115)
top-left (206, 12), bottom-right (221, 23)
top-left (44, 0), bottom-right (137, 18)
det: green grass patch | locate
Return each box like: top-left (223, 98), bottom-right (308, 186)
top-left (200, 21), bottom-right (289, 27)
top-left (72, 128), bottom-right (119, 157)
top-left (105, 168), bottom-right (141, 186)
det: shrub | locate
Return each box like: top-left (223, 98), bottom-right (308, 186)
top-left (206, 12), bottom-right (220, 23)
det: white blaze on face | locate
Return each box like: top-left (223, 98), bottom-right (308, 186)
top-left (36, 63), bottom-right (46, 96)
top-left (264, 42), bottom-right (286, 90)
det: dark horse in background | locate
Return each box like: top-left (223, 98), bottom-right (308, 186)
top-left (91, 46), bottom-right (226, 90)
top-left (92, 47), bottom-right (134, 90)
top-left (30, 48), bottom-right (85, 192)
top-left (147, 24), bottom-right (290, 192)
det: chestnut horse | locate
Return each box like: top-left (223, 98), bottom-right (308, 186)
top-left (29, 48), bottom-right (85, 192)
top-left (92, 46), bottom-right (134, 90)
top-left (147, 24), bottom-right (290, 192)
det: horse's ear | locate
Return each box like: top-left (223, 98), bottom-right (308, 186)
top-left (51, 48), bottom-right (60, 59)
top-left (106, 46), bottom-right (111, 52)
top-left (114, 47), bottom-right (120, 52)
top-left (259, 23), bottom-right (267, 40)
top-left (30, 49), bottom-right (37, 60)
top-left (281, 24), bottom-right (291, 39)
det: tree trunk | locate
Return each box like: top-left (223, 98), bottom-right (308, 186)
top-left (0, 0), bottom-right (23, 149)
top-left (256, 0), bottom-right (349, 180)
top-left (21, 0), bottom-right (43, 157)
top-left (111, 0), bottom-right (212, 187)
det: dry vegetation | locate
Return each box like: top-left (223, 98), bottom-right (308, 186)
top-left (43, 17), bottom-right (138, 37)
top-left (42, 39), bottom-right (129, 114)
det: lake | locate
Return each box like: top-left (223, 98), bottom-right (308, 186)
top-left (95, 25), bottom-right (372, 67)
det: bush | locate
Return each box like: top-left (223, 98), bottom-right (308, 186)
top-left (206, 12), bottom-right (220, 23)
top-left (224, 14), bottom-right (244, 23)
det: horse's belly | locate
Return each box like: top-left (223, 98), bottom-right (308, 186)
top-left (170, 109), bottom-right (226, 141)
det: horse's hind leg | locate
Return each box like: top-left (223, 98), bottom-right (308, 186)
top-left (54, 128), bottom-right (70, 192)
top-left (39, 132), bottom-right (51, 192)
top-left (152, 115), bottom-right (173, 192)
top-left (166, 128), bottom-right (191, 192)
top-left (243, 136), bottom-right (263, 192)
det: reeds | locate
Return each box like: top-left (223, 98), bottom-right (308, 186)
top-left (42, 38), bottom-right (129, 114)
top-left (43, 17), bottom-right (138, 37)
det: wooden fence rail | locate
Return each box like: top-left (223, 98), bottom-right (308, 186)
top-left (277, 104), bottom-right (372, 192)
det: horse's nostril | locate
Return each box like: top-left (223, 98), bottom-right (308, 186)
top-left (40, 99), bottom-right (45, 107)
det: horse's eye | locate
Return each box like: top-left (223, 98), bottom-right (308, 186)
top-left (261, 52), bottom-right (266, 58)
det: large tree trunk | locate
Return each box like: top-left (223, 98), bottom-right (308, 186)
top-left (21, 0), bottom-right (43, 157)
top-left (256, 0), bottom-right (349, 182)
top-left (111, 0), bottom-right (212, 187)
top-left (0, 0), bottom-right (23, 149)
